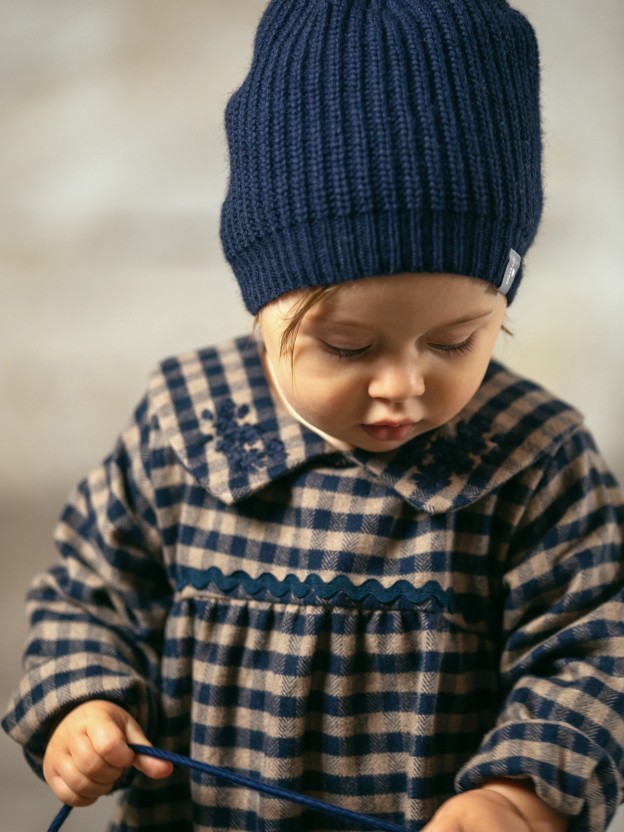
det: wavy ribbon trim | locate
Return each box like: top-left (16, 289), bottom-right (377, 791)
top-left (176, 565), bottom-right (456, 611)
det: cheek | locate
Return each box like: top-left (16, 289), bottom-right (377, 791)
top-left (426, 363), bottom-right (486, 415)
top-left (292, 374), bottom-right (361, 414)
top-left (284, 362), bottom-right (365, 420)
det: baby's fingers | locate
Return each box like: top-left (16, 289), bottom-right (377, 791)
top-left (46, 751), bottom-right (118, 808)
top-left (86, 718), bottom-right (136, 770)
top-left (132, 748), bottom-right (174, 780)
top-left (87, 711), bottom-right (173, 781)
top-left (70, 729), bottom-right (127, 782)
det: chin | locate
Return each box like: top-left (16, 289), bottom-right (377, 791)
top-left (353, 436), bottom-right (412, 453)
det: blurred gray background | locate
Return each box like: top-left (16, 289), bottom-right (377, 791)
top-left (1, 1), bottom-right (623, 829)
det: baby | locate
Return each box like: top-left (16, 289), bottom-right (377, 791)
top-left (4, 1), bottom-right (623, 830)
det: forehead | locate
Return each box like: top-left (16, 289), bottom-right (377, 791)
top-left (305, 273), bottom-right (499, 325)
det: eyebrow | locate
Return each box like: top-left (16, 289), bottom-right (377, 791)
top-left (313, 309), bottom-right (493, 329)
top-left (436, 309), bottom-right (493, 327)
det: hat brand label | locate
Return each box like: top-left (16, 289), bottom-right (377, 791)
top-left (499, 249), bottom-right (522, 296)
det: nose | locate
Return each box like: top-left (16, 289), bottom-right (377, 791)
top-left (368, 358), bottom-right (425, 402)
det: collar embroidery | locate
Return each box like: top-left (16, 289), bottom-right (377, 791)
top-left (202, 400), bottom-right (287, 475)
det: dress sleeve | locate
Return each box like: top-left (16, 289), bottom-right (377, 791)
top-left (456, 428), bottom-right (624, 831)
top-left (1, 394), bottom-right (173, 778)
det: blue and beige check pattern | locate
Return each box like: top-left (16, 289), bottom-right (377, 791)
top-left (3, 336), bottom-right (624, 831)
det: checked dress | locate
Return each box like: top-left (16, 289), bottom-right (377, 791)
top-left (3, 336), bottom-right (624, 830)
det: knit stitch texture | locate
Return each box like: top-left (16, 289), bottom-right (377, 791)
top-left (220, 0), bottom-right (543, 312)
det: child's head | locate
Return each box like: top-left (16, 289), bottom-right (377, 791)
top-left (219, 0), bottom-right (542, 449)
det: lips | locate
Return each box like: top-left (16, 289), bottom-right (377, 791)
top-left (361, 422), bottom-right (416, 442)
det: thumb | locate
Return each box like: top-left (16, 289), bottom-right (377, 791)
top-left (122, 716), bottom-right (174, 781)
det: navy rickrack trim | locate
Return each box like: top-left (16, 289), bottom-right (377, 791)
top-left (177, 565), bottom-right (456, 610)
top-left (47, 744), bottom-right (416, 832)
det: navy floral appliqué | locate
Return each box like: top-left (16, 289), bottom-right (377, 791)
top-left (202, 399), bottom-right (286, 474)
top-left (413, 411), bottom-right (512, 492)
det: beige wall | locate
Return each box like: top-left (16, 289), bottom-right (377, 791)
top-left (1, 2), bottom-right (623, 828)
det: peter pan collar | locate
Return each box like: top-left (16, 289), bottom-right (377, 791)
top-left (148, 336), bottom-right (583, 514)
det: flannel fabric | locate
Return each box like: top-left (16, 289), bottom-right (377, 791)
top-left (3, 336), bottom-right (624, 831)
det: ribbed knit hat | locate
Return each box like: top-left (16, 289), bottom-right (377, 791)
top-left (220, 0), bottom-right (543, 314)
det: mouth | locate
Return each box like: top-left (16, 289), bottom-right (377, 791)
top-left (361, 422), bottom-right (417, 442)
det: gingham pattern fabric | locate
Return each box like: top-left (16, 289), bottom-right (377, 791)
top-left (3, 336), bottom-right (624, 831)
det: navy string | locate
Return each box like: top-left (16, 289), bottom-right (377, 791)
top-left (47, 804), bottom-right (72, 832)
top-left (46, 743), bottom-right (415, 832)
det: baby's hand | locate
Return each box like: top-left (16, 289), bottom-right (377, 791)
top-left (43, 699), bottom-right (173, 807)
top-left (423, 779), bottom-right (569, 832)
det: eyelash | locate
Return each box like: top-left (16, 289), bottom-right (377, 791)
top-left (430, 334), bottom-right (477, 357)
top-left (322, 334), bottom-right (477, 361)
top-left (322, 343), bottom-right (370, 361)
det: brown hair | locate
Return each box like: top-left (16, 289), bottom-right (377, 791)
top-left (255, 284), bottom-right (342, 362)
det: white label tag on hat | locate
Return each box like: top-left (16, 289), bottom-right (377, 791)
top-left (499, 249), bottom-right (522, 296)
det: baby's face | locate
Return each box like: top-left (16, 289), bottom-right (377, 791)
top-left (260, 272), bottom-right (507, 452)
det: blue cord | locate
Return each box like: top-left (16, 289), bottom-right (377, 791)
top-left (47, 803), bottom-right (72, 832)
top-left (46, 743), bottom-right (415, 832)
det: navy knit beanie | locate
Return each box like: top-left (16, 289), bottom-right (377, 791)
top-left (220, 0), bottom-right (543, 314)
